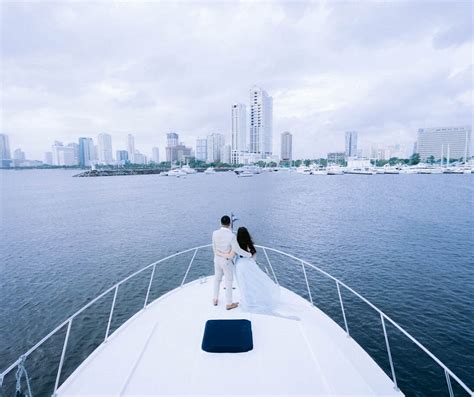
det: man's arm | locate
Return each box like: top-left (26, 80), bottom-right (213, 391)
top-left (231, 236), bottom-right (251, 258)
top-left (212, 232), bottom-right (217, 255)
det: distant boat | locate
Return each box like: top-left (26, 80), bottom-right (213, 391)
top-left (296, 165), bottom-right (311, 175)
top-left (310, 168), bottom-right (327, 175)
top-left (204, 167), bottom-right (216, 174)
top-left (234, 165), bottom-right (262, 175)
top-left (181, 165), bottom-right (197, 174)
top-left (344, 168), bottom-right (376, 175)
top-left (168, 168), bottom-right (187, 177)
top-left (237, 171), bottom-right (254, 177)
top-left (326, 165), bottom-right (344, 175)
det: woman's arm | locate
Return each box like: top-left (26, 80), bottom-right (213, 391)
top-left (216, 249), bottom-right (235, 260)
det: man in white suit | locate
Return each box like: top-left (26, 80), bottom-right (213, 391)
top-left (212, 215), bottom-right (252, 310)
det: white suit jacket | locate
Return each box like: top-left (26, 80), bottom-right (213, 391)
top-left (212, 227), bottom-right (251, 265)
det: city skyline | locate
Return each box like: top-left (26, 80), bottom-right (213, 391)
top-left (1, 2), bottom-right (472, 161)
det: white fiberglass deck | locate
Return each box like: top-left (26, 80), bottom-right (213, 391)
top-left (57, 278), bottom-right (402, 396)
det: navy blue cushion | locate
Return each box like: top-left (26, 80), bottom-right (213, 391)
top-left (202, 319), bottom-right (253, 353)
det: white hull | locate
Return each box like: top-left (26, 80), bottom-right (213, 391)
top-left (57, 280), bottom-right (402, 396)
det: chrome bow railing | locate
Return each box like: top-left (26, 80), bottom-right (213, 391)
top-left (0, 244), bottom-right (472, 397)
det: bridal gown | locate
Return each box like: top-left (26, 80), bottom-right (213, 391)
top-left (235, 256), bottom-right (280, 314)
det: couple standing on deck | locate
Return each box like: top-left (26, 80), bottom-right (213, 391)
top-left (212, 215), bottom-right (280, 313)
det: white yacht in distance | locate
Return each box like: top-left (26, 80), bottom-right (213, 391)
top-left (181, 164), bottom-right (197, 174)
top-left (204, 167), bottom-right (216, 174)
top-left (1, 244), bottom-right (471, 397)
top-left (167, 168), bottom-right (187, 177)
top-left (326, 165), bottom-right (344, 175)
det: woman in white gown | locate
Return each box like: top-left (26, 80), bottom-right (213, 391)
top-left (217, 227), bottom-right (280, 314)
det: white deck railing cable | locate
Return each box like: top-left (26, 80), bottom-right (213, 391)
top-left (0, 244), bottom-right (472, 397)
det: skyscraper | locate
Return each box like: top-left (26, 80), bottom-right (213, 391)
top-left (152, 147), bottom-right (160, 163)
top-left (231, 103), bottom-right (247, 164)
top-left (44, 152), bottom-right (53, 165)
top-left (116, 150), bottom-right (129, 163)
top-left (249, 86), bottom-right (273, 158)
top-left (417, 126), bottom-right (471, 160)
top-left (165, 133), bottom-right (192, 162)
top-left (127, 134), bottom-right (136, 163)
top-left (98, 133), bottom-right (113, 164)
top-left (221, 144), bottom-right (232, 164)
top-left (207, 133), bottom-right (225, 163)
top-left (78, 137), bottom-right (95, 167)
top-left (167, 133), bottom-right (179, 148)
top-left (52, 141), bottom-right (77, 166)
top-left (196, 138), bottom-right (207, 161)
top-left (280, 131), bottom-right (293, 161)
top-left (0, 133), bottom-right (12, 167)
top-left (345, 131), bottom-right (358, 158)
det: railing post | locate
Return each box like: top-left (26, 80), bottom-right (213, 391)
top-left (181, 248), bottom-right (198, 287)
top-left (263, 248), bottom-right (279, 285)
top-left (336, 281), bottom-right (350, 337)
top-left (144, 264), bottom-right (157, 309)
top-left (104, 285), bottom-right (119, 342)
top-left (381, 313), bottom-right (398, 391)
top-left (301, 261), bottom-right (313, 305)
top-left (445, 369), bottom-right (454, 397)
top-left (53, 318), bottom-right (72, 395)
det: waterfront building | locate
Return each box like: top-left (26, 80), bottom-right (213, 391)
top-left (13, 148), bottom-right (26, 161)
top-left (127, 134), bottom-right (136, 163)
top-left (98, 133), bottom-right (113, 164)
top-left (249, 86), bottom-right (273, 158)
top-left (78, 137), bottom-right (95, 167)
top-left (231, 103), bottom-right (247, 164)
top-left (166, 133), bottom-right (192, 163)
top-left (345, 131), bottom-right (358, 158)
top-left (44, 152), bottom-right (53, 165)
top-left (134, 151), bottom-right (146, 165)
top-left (207, 133), bottom-right (225, 163)
top-left (371, 144), bottom-right (387, 160)
top-left (0, 133), bottom-right (12, 167)
top-left (67, 143), bottom-right (79, 165)
top-left (167, 133), bottom-right (179, 148)
top-left (52, 141), bottom-right (77, 166)
top-left (152, 147), bottom-right (160, 163)
top-left (417, 126), bottom-right (471, 160)
top-left (327, 152), bottom-right (346, 163)
top-left (281, 132), bottom-right (293, 161)
top-left (116, 150), bottom-right (129, 163)
top-left (221, 144), bottom-right (232, 164)
top-left (196, 138), bottom-right (207, 162)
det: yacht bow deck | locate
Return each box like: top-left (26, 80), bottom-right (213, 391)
top-left (57, 278), bottom-right (402, 396)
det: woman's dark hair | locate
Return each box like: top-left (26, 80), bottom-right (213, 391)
top-left (237, 227), bottom-right (256, 255)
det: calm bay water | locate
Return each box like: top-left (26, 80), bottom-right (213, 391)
top-left (1, 169), bottom-right (473, 396)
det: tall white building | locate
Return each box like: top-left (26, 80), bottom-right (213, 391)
top-left (249, 86), bottom-right (273, 158)
top-left (44, 152), bottom-right (53, 165)
top-left (98, 133), bottom-right (113, 164)
top-left (207, 133), bottom-right (225, 163)
top-left (221, 144), bottom-right (232, 164)
top-left (345, 131), bottom-right (358, 158)
top-left (417, 126), bottom-right (471, 160)
top-left (231, 103), bottom-right (247, 164)
top-left (152, 147), bottom-right (160, 163)
top-left (78, 137), bottom-right (95, 167)
top-left (281, 131), bottom-right (293, 161)
top-left (127, 134), bottom-right (136, 163)
top-left (52, 142), bottom-right (77, 166)
top-left (196, 138), bottom-right (207, 162)
top-left (0, 133), bottom-right (11, 167)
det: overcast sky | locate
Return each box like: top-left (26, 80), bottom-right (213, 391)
top-left (1, 0), bottom-right (473, 160)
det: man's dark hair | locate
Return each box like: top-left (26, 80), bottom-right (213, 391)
top-left (221, 215), bottom-right (231, 226)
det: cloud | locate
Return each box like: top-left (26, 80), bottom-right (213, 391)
top-left (1, 0), bottom-right (472, 159)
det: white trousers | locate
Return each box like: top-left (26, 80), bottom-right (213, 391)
top-left (213, 258), bottom-right (234, 305)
